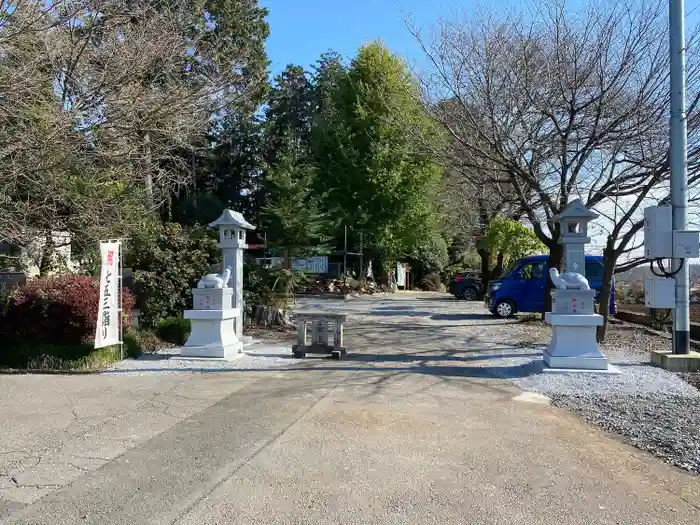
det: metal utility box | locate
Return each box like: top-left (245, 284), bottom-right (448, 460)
top-left (672, 230), bottom-right (700, 258)
top-left (644, 206), bottom-right (673, 259)
top-left (644, 277), bottom-right (676, 309)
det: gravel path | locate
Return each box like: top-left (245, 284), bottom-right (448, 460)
top-left (553, 393), bottom-right (700, 474)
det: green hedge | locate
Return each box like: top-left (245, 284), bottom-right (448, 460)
top-left (156, 317), bottom-right (191, 345)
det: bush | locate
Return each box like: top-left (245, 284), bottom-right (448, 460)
top-left (243, 260), bottom-right (308, 327)
top-left (615, 280), bottom-right (645, 305)
top-left (243, 260), bottom-right (307, 310)
top-left (0, 274), bottom-right (134, 367)
top-left (122, 328), bottom-right (170, 358)
top-left (127, 222), bottom-right (219, 327)
top-left (157, 316), bottom-right (191, 345)
top-left (420, 272), bottom-right (443, 291)
top-left (0, 274), bottom-right (134, 345)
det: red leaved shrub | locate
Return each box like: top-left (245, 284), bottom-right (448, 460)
top-left (0, 274), bottom-right (134, 345)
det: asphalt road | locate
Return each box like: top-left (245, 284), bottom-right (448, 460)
top-left (2, 293), bottom-right (699, 524)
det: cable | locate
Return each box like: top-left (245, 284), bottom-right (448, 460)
top-left (650, 257), bottom-right (685, 278)
top-left (659, 257), bottom-right (685, 277)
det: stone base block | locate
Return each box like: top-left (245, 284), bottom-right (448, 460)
top-left (292, 344), bottom-right (347, 359)
top-left (542, 363), bottom-right (621, 375)
top-left (543, 351), bottom-right (610, 371)
top-left (292, 343), bottom-right (331, 354)
top-left (180, 341), bottom-right (242, 360)
top-left (545, 312), bottom-right (604, 327)
top-left (650, 350), bottom-right (700, 372)
top-left (182, 308), bottom-right (242, 360)
top-left (192, 287), bottom-right (232, 311)
top-left (544, 313), bottom-right (609, 370)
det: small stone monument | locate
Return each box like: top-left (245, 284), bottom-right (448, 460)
top-left (544, 199), bottom-right (614, 372)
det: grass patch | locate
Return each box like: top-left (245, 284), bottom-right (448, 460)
top-left (516, 313), bottom-right (543, 324)
top-left (1, 343), bottom-right (124, 372)
top-left (1, 328), bottom-right (177, 372)
top-left (124, 328), bottom-right (178, 356)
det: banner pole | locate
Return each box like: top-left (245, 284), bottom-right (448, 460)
top-left (119, 239), bottom-right (123, 360)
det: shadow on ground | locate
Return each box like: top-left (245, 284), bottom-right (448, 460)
top-left (103, 348), bottom-right (544, 383)
top-left (365, 309), bottom-right (506, 324)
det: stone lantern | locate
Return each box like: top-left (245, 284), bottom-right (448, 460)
top-left (209, 209), bottom-right (255, 338)
top-left (554, 198), bottom-right (598, 277)
top-left (544, 199), bottom-right (616, 372)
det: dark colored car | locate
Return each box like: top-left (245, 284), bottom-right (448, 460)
top-left (450, 271), bottom-right (483, 301)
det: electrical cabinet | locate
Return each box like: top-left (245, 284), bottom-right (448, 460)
top-left (673, 230), bottom-right (700, 258)
top-left (644, 206), bottom-right (673, 259)
top-left (644, 277), bottom-right (676, 309)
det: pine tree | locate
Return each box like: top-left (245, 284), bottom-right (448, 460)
top-left (261, 148), bottom-right (331, 266)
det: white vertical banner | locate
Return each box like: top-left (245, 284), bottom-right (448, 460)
top-left (95, 241), bottom-right (121, 349)
top-left (396, 262), bottom-right (406, 287)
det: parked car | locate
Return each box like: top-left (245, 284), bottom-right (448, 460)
top-left (484, 254), bottom-right (616, 317)
top-left (450, 271), bottom-right (483, 301)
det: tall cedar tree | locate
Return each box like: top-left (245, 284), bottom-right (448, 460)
top-left (313, 42), bottom-right (443, 283)
top-left (261, 150), bottom-right (330, 263)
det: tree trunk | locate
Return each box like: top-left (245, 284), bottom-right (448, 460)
top-left (492, 252), bottom-right (505, 280)
top-left (371, 254), bottom-right (387, 286)
top-left (596, 242), bottom-right (617, 342)
top-left (38, 231), bottom-right (54, 277)
top-left (143, 129), bottom-right (154, 207)
top-left (544, 242), bottom-right (563, 315)
top-left (477, 247), bottom-right (491, 288)
top-left (251, 305), bottom-right (292, 327)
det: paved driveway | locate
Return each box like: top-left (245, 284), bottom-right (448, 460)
top-left (1, 292), bottom-right (699, 524)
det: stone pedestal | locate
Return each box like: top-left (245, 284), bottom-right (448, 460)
top-left (182, 288), bottom-right (242, 360)
top-left (551, 289), bottom-right (595, 315)
top-left (545, 289), bottom-right (611, 370)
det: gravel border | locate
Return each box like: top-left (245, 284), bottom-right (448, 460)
top-left (102, 342), bottom-right (299, 375)
top-left (552, 393), bottom-right (700, 474)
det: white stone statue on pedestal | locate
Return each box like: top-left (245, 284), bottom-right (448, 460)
top-left (179, 209), bottom-right (255, 360)
top-left (544, 199), bottom-right (616, 373)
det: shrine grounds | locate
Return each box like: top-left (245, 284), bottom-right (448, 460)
top-left (1, 291), bottom-right (700, 524)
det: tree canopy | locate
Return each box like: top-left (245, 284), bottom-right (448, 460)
top-left (313, 41), bottom-right (444, 275)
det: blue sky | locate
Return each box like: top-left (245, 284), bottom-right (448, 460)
top-left (260, 0), bottom-right (490, 74)
top-left (261, 0), bottom-right (700, 76)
